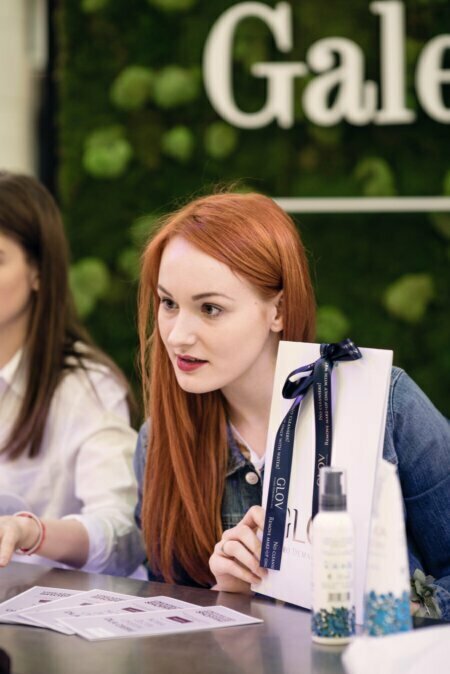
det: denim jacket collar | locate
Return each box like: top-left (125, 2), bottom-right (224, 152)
top-left (226, 423), bottom-right (249, 476)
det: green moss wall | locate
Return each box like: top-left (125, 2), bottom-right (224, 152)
top-left (57, 0), bottom-right (450, 416)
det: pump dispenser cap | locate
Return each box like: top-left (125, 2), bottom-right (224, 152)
top-left (319, 467), bottom-right (347, 511)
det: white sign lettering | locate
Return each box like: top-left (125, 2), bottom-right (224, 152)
top-left (416, 35), bottom-right (450, 123)
top-left (203, 2), bottom-right (306, 129)
top-left (202, 1), bottom-right (450, 128)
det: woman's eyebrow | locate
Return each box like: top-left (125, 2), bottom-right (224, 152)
top-left (157, 284), bottom-right (173, 297)
top-left (158, 284), bottom-right (235, 302)
top-left (191, 292), bottom-right (235, 301)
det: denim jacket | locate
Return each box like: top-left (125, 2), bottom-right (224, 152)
top-left (134, 367), bottom-right (450, 618)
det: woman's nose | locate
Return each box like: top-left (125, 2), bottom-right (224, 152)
top-left (166, 312), bottom-right (197, 347)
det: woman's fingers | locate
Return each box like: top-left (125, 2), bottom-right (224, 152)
top-left (209, 506), bottom-right (268, 591)
top-left (214, 519), bottom-right (268, 581)
top-left (210, 543), bottom-right (263, 586)
top-left (240, 505), bottom-right (265, 531)
top-left (222, 522), bottom-right (262, 559)
top-left (0, 522), bottom-right (21, 566)
top-left (220, 538), bottom-right (266, 580)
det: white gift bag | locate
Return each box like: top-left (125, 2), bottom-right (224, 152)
top-left (254, 341), bottom-right (393, 624)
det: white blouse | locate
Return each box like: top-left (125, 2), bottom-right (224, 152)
top-left (0, 348), bottom-right (145, 576)
top-left (229, 423), bottom-right (266, 475)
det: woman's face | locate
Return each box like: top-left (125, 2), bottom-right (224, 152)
top-left (0, 233), bottom-right (38, 338)
top-left (157, 236), bottom-right (283, 395)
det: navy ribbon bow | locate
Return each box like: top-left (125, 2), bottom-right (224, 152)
top-left (260, 338), bottom-right (362, 571)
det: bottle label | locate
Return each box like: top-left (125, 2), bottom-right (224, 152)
top-left (312, 531), bottom-right (355, 639)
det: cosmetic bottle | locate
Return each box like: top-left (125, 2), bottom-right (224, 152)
top-left (363, 459), bottom-right (412, 635)
top-left (311, 467), bottom-right (355, 644)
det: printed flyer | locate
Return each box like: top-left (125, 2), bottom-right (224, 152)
top-left (0, 587), bottom-right (82, 626)
top-left (0, 587), bottom-right (262, 640)
top-left (62, 606), bottom-right (262, 641)
top-left (23, 596), bottom-right (197, 635)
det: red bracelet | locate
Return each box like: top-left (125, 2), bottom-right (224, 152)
top-left (13, 512), bottom-right (46, 556)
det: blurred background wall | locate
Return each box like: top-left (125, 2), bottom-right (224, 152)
top-left (0, 0), bottom-right (47, 173)
top-left (1, 0), bottom-right (449, 415)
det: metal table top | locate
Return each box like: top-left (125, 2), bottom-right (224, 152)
top-left (0, 562), bottom-right (347, 674)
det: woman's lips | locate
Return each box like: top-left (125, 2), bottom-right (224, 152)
top-left (176, 355), bottom-right (208, 373)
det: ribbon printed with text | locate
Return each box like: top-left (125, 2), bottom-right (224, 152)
top-left (260, 339), bottom-right (362, 570)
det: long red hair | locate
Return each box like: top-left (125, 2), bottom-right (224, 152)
top-left (138, 192), bottom-right (316, 585)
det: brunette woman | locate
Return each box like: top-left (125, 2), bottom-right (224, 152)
top-left (134, 191), bottom-right (449, 619)
top-left (0, 171), bottom-right (143, 575)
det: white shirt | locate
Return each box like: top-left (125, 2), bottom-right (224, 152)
top-left (0, 348), bottom-right (145, 575)
top-left (229, 423), bottom-right (266, 475)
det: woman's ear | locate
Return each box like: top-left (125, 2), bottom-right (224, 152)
top-left (30, 268), bottom-right (40, 291)
top-left (270, 291), bottom-right (284, 333)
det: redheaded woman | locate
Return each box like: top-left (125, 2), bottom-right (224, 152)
top-left (134, 192), bottom-right (449, 619)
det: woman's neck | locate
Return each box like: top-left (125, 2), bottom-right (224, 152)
top-left (222, 343), bottom-right (278, 458)
top-left (0, 319), bottom-right (27, 369)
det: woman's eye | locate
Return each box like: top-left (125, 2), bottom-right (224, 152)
top-left (202, 304), bottom-right (222, 317)
top-left (160, 298), bottom-right (177, 310)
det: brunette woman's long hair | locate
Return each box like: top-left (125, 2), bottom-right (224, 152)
top-left (0, 171), bottom-right (131, 459)
top-left (138, 192), bottom-right (316, 586)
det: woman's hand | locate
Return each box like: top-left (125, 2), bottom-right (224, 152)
top-left (0, 516), bottom-right (40, 566)
top-left (209, 506), bottom-right (268, 593)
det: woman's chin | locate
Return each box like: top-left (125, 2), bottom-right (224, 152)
top-left (174, 372), bottom-right (220, 395)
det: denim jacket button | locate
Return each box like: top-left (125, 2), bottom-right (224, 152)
top-left (245, 471), bottom-right (259, 485)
